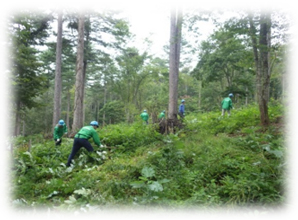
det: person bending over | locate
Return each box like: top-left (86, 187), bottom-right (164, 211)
top-left (66, 121), bottom-right (101, 167)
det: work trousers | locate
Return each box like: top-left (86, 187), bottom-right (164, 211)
top-left (66, 138), bottom-right (94, 166)
top-left (178, 112), bottom-right (184, 119)
top-left (221, 109), bottom-right (231, 116)
top-left (55, 138), bottom-right (62, 146)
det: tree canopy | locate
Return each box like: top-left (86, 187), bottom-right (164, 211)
top-left (7, 8), bottom-right (290, 135)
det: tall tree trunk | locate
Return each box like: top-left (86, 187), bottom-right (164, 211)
top-left (245, 86), bottom-right (248, 106)
top-left (53, 11), bottom-right (63, 128)
top-left (22, 120), bottom-right (25, 136)
top-left (82, 60), bottom-right (87, 125)
top-left (14, 102), bottom-right (21, 136)
top-left (168, 7), bottom-right (182, 120)
top-left (198, 80), bottom-right (202, 110)
top-left (66, 89), bottom-right (70, 131)
top-left (72, 13), bottom-right (85, 133)
top-left (249, 12), bottom-right (271, 126)
top-left (258, 12), bottom-right (271, 126)
top-left (103, 83), bottom-right (107, 126)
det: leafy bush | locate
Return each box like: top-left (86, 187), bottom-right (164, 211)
top-left (100, 122), bottom-right (163, 152)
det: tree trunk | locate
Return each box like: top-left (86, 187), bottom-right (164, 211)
top-left (103, 83), bottom-right (107, 126)
top-left (14, 101), bottom-right (21, 136)
top-left (198, 80), bottom-right (202, 110)
top-left (72, 13), bottom-right (85, 133)
top-left (162, 6), bottom-right (183, 134)
top-left (245, 86), bottom-right (248, 106)
top-left (53, 11), bottom-right (63, 128)
top-left (14, 111), bottom-right (20, 137)
top-left (168, 7), bottom-right (182, 120)
top-left (66, 89), bottom-right (70, 131)
top-left (258, 13), bottom-right (271, 126)
top-left (249, 13), bottom-right (271, 126)
top-left (22, 119), bottom-right (25, 136)
top-left (82, 60), bottom-right (87, 125)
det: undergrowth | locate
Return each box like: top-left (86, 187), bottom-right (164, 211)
top-left (9, 104), bottom-right (286, 212)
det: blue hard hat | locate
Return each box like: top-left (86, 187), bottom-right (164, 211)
top-left (229, 93), bottom-right (234, 97)
top-left (144, 110), bottom-right (147, 112)
top-left (90, 121), bottom-right (99, 127)
top-left (58, 120), bottom-right (65, 125)
top-left (181, 99), bottom-right (185, 103)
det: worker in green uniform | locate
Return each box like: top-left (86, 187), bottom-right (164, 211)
top-left (66, 121), bottom-right (101, 167)
top-left (140, 110), bottom-right (149, 124)
top-left (53, 119), bottom-right (68, 146)
top-left (158, 110), bottom-right (166, 120)
top-left (221, 93), bottom-right (233, 116)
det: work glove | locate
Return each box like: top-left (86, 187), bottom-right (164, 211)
top-left (100, 144), bottom-right (106, 148)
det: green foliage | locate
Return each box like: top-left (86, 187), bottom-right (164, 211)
top-left (130, 166), bottom-right (170, 203)
top-left (185, 103), bottom-right (283, 135)
top-left (100, 122), bottom-right (163, 152)
top-left (11, 104), bottom-right (285, 210)
top-left (98, 101), bottom-right (125, 124)
top-left (10, 13), bottom-right (52, 111)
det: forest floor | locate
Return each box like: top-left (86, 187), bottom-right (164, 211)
top-left (9, 104), bottom-right (286, 215)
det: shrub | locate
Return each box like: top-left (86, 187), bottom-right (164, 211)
top-left (100, 122), bottom-right (162, 152)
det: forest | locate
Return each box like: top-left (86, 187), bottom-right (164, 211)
top-left (7, 5), bottom-right (291, 216)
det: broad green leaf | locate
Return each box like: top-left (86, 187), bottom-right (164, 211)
top-left (46, 191), bottom-right (59, 199)
top-left (269, 150), bottom-right (283, 158)
top-left (159, 179), bottom-right (171, 184)
top-left (65, 166), bottom-right (73, 173)
top-left (23, 151), bottom-right (32, 159)
top-left (74, 187), bottom-right (91, 196)
top-left (148, 181), bottom-right (163, 192)
top-left (141, 166), bottom-right (155, 178)
top-left (139, 176), bottom-right (148, 181)
top-left (64, 195), bottom-right (77, 204)
top-left (130, 181), bottom-right (145, 188)
top-left (262, 144), bottom-right (271, 151)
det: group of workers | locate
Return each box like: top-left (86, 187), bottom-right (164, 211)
top-left (54, 120), bottom-right (101, 167)
top-left (140, 99), bottom-right (186, 124)
top-left (139, 92), bottom-right (234, 123)
top-left (54, 93), bottom-right (233, 167)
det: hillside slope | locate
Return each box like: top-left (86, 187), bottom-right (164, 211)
top-left (10, 104), bottom-right (285, 212)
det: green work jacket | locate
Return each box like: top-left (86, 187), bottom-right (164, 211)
top-left (140, 112), bottom-right (149, 121)
top-left (74, 125), bottom-right (101, 146)
top-left (53, 124), bottom-right (68, 140)
top-left (221, 97), bottom-right (233, 110)
top-left (158, 112), bottom-right (165, 119)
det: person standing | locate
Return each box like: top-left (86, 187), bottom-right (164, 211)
top-left (158, 110), bottom-right (166, 120)
top-left (66, 121), bottom-right (101, 167)
top-left (53, 119), bottom-right (68, 146)
top-left (221, 93), bottom-right (234, 116)
top-left (140, 110), bottom-right (149, 125)
top-left (178, 99), bottom-right (185, 119)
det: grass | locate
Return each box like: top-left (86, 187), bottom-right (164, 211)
top-left (10, 104), bottom-right (286, 211)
